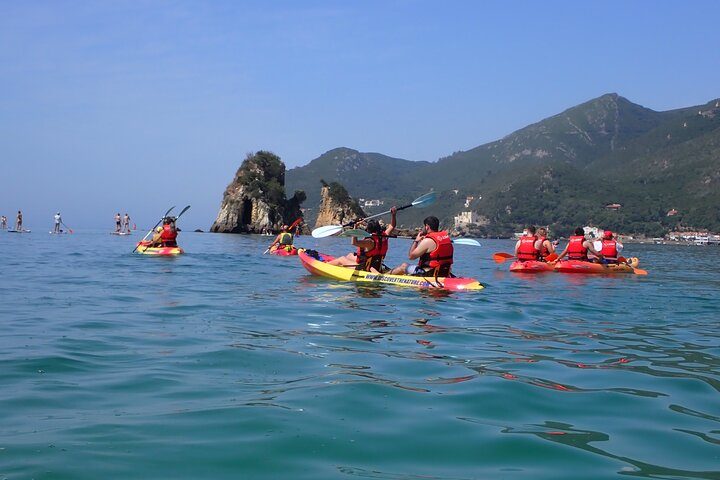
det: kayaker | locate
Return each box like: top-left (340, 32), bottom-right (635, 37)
top-left (16, 210), bottom-right (23, 231)
top-left (150, 217), bottom-right (178, 247)
top-left (328, 206), bottom-right (397, 272)
top-left (115, 213), bottom-right (122, 232)
top-left (600, 230), bottom-right (623, 264)
top-left (53, 212), bottom-right (62, 233)
top-left (537, 227), bottom-right (555, 260)
top-left (514, 225), bottom-right (542, 261)
top-left (267, 225), bottom-right (295, 253)
top-left (389, 216), bottom-right (453, 277)
top-left (553, 227), bottom-right (603, 262)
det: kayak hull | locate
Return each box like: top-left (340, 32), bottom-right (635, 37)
top-left (270, 246), bottom-right (298, 256)
top-left (299, 250), bottom-right (483, 292)
top-left (509, 260), bottom-right (553, 273)
top-left (554, 259), bottom-right (639, 274)
top-left (135, 242), bottom-right (184, 256)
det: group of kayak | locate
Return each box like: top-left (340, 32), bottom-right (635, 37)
top-left (501, 225), bottom-right (647, 275)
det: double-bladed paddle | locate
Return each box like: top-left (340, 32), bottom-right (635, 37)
top-left (493, 252), bottom-right (558, 263)
top-left (339, 229), bottom-right (481, 246)
top-left (311, 191), bottom-right (437, 238)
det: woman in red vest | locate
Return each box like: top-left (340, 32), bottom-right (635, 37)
top-left (600, 230), bottom-right (623, 263)
top-left (328, 207), bottom-right (397, 273)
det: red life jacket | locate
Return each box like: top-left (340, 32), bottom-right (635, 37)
top-left (419, 231), bottom-right (454, 274)
top-left (601, 239), bottom-right (618, 259)
top-left (538, 236), bottom-right (551, 259)
top-left (517, 235), bottom-right (540, 261)
top-left (357, 234), bottom-right (388, 271)
top-left (567, 235), bottom-right (588, 260)
top-left (160, 224), bottom-right (178, 246)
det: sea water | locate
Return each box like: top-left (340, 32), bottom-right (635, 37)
top-left (1, 231), bottom-right (718, 479)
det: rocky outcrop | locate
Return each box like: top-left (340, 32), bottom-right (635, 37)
top-left (314, 181), bottom-right (366, 228)
top-left (211, 151), bottom-right (306, 233)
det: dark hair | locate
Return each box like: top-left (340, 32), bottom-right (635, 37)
top-left (366, 219), bottom-right (382, 234)
top-left (423, 216), bottom-right (440, 231)
top-left (526, 225), bottom-right (536, 234)
top-left (574, 227), bottom-right (585, 236)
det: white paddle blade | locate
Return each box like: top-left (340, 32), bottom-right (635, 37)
top-left (453, 238), bottom-right (481, 247)
top-left (411, 191), bottom-right (436, 207)
top-left (312, 225), bottom-right (343, 238)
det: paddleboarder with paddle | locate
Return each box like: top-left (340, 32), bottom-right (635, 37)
top-left (327, 206), bottom-right (397, 272)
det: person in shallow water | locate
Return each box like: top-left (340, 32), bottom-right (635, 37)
top-left (150, 217), bottom-right (178, 247)
top-left (267, 225), bottom-right (294, 253)
top-left (553, 227), bottom-right (603, 263)
top-left (328, 206), bottom-right (397, 273)
top-left (388, 215), bottom-right (454, 277)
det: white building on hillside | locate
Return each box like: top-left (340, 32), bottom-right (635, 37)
top-left (454, 211), bottom-right (479, 228)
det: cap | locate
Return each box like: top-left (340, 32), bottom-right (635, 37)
top-left (603, 230), bottom-right (613, 239)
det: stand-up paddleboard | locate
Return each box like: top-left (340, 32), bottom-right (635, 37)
top-left (9, 229), bottom-right (31, 233)
top-left (111, 232), bottom-right (132, 236)
top-left (49, 230), bottom-right (67, 234)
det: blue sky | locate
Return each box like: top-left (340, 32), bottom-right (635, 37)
top-left (1, 0), bottom-right (718, 229)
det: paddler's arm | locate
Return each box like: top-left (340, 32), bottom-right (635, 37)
top-left (384, 206), bottom-right (397, 236)
top-left (268, 234), bottom-right (281, 249)
top-left (514, 239), bottom-right (521, 255)
top-left (586, 240), bottom-right (603, 259)
top-left (351, 237), bottom-right (373, 249)
top-left (551, 246), bottom-right (569, 264)
top-left (408, 235), bottom-right (433, 260)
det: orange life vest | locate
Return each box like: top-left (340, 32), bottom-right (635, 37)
top-left (419, 231), bottom-right (454, 274)
top-left (357, 234), bottom-right (388, 271)
top-left (567, 235), bottom-right (588, 260)
top-left (517, 235), bottom-right (540, 261)
top-left (538, 236), bottom-right (551, 259)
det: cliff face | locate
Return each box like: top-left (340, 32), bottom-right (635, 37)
top-left (314, 181), bottom-right (366, 228)
top-left (211, 151), bottom-right (305, 233)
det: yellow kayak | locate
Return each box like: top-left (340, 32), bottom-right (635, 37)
top-left (299, 250), bottom-right (483, 292)
top-left (135, 241), bottom-right (184, 256)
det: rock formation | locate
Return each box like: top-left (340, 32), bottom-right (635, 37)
top-left (211, 151), bottom-right (305, 233)
top-left (314, 180), bottom-right (366, 228)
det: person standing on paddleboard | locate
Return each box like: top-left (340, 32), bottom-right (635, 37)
top-left (0, 215), bottom-right (7, 229)
top-left (115, 213), bottom-right (122, 233)
top-left (15, 210), bottom-right (23, 231)
top-left (53, 212), bottom-right (62, 233)
top-left (328, 207), bottom-right (397, 273)
top-left (123, 213), bottom-right (132, 233)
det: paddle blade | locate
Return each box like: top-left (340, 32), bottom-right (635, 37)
top-left (633, 267), bottom-right (648, 276)
top-left (493, 252), bottom-right (515, 263)
top-left (288, 217), bottom-right (303, 230)
top-left (338, 228), bottom-right (369, 238)
top-left (452, 238), bottom-right (481, 247)
top-left (545, 253), bottom-right (558, 262)
top-left (411, 191), bottom-right (436, 208)
top-left (175, 205), bottom-right (191, 219)
top-left (312, 225), bottom-right (343, 238)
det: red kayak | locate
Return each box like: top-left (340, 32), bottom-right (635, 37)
top-left (270, 246), bottom-right (298, 256)
top-left (553, 258), bottom-right (641, 274)
top-left (509, 260), bottom-right (553, 273)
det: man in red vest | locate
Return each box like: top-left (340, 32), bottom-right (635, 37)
top-left (389, 216), bottom-right (454, 276)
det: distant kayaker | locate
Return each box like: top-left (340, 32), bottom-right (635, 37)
top-left (16, 210), bottom-right (23, 231)
top-left (537, 227), bottom-right (556, 260)
top-left (53, 212), bottom-right (62, 233)
top-left (267, 225), bottom-right (294, 253)
top-left (150, 217), bottom-right (178, 247)
top-left (328, 206), bottom-right (397, 272)
top-left (115, 213), bottom-right (122, 232)
top-left (553, 227), bottom-right (603, 263)
top-left (599, 230), bottom-right (623, 263)
top-left (514, 225), bottom-right (542, 262)
top-left (123, 213), bottom-right (132, 233)
top-left (389, 215), bottom-right (453, 277)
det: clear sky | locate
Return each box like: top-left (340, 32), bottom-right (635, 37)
top-left (1, 0), bottom-right (718, 229)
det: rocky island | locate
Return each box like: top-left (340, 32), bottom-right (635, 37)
top-left (211, 151), bottom-right (306, 234)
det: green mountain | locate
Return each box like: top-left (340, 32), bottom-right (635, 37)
top-left (287, 94), bottom-right (720, 236)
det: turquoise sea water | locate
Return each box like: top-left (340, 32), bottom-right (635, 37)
top-left (1, 230), bottom-right (718, 479)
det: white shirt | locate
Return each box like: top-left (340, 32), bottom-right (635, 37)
top-left (54, 214), bottom-right (61, 224)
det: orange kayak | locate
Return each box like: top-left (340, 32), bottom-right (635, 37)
top-left (509, 260), bottom-right (553, 273)
top-left (553, 258), bottom-right (641, 274)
